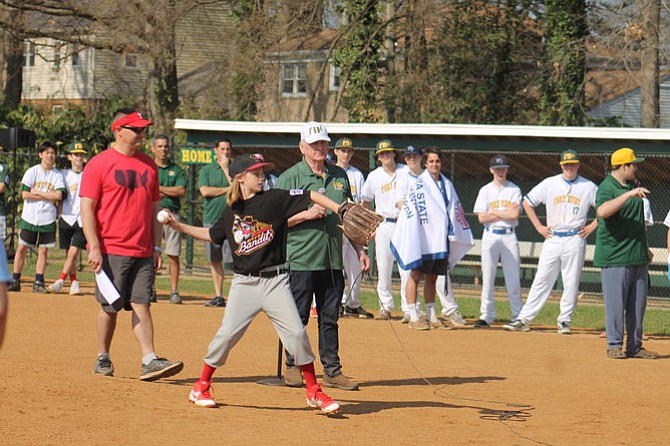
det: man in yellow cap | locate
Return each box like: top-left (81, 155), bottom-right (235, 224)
top-left (594, 147), bottom-right (657, 360)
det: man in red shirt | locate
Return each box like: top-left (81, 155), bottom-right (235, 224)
top-left (80, 108), bottom-right (183, 381)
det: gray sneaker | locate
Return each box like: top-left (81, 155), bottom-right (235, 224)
top-left (169, 291), bottom-right (182, 305)
top-left (32, 281), bottom-right (48, 294)
top-left (8, 280), bottom-right (20, 292)
top-left (503, 320), bottom-right (530, 332)
top-left (445, 310), bottom-right (468, 327)
top-left (139, 357), bottom-right (184, 381)
top-left (93, 355), bottom-right (114, 376)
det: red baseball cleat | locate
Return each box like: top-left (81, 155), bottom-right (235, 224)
top-left (306, 384), bottom-right (340, 414)
top-left (189, 380), bottom-right (217, 408)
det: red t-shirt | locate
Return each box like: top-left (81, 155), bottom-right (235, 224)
top-left (80, 147), bottom-right (159, 257)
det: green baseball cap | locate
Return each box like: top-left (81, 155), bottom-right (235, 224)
top-left (67, 141), bottom-right (87, 154)
top-left (335, 137), bottom-right (354, 150)
top-left (375, 139), bottom-right (395, 156)
top-left (560, 150), bottom-right (579, 165)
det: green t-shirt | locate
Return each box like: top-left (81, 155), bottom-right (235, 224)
top-left (594, 174), bottom-right (647, 267)
top-left (276, 158), bottom-right (352, 271)
top-left (0, 164), bottom-right (8, 216)
top-left (157, 162), bottom-right (186, 212)
top-left (198, 161), bottom-right (230, 225)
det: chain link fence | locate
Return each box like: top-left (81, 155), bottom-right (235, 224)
top-left (189, 145), bottom-right (670, 301)
top-left (7, 145), bottom-right (669, 300)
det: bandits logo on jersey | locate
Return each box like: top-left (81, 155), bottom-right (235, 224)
top-left (232, 214), bottom-right (274, 255)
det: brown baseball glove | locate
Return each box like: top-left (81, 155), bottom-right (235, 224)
top-left (337, 201), bottom-right (384, 247)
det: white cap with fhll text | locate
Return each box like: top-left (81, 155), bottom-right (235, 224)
top-left (301, 121), bottom-right (331, 144)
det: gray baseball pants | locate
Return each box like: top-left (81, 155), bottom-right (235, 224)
top-left (203, 273), bottom-right (315, 368)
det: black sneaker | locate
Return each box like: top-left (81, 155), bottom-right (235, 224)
top-left (93, 355), bottom-right (114, 376)
top-left (8, 279), bottom-right (20, 292)
top-left (204, 296), bottom-right (226, 307)
top-left (343, 306), bottom-right (374, 319)
top-left (139, 357), bottom-right (184, 381)
top-left (32, 281), bottom-right (48, 294)
top-left (473, 319), bottom-right (491, 328)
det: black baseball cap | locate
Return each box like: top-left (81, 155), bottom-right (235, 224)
top-left (230, 154), bottom-right (275, 177)
top-left (490, 154), bottom-right (510, 169)
top-left (404, 145), bottom-right (422, 157)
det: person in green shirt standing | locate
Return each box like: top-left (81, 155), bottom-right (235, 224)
top-left (594, 147), bottom-right (657, 360)
top-left (152, 134), bottom-right (186, 304)
top-left (198, 139), bottom-right (233, 307)
top-left (276, 121), bottom-right (370, 391)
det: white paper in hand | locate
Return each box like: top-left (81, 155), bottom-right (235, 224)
top-left (95, 269), bottom-right (120, 304)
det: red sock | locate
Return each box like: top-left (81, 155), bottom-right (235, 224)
top-left (58, 272), bottom-right (67, 280)
top-left (69, 273), bottom-right (77, 282)
top-left (199, 363), bottom-right (217, 382)
top-left (300, 363), bottom-right (317, 389)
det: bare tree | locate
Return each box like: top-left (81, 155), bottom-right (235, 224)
top-left (0, 0), bottom-right (229, 129)
top-left (638, 0), bottom-right (660, 127)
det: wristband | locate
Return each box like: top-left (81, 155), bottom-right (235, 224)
top-left (154, 246), bottom-right (162, 253)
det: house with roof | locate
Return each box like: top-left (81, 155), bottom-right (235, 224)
top-left (586, 71), bottom-right (670, 127)
top-left (18, 3), bottom-right (233, 111)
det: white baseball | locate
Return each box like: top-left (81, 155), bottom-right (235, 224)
top-left (157, 210), bottom-right (170, 224)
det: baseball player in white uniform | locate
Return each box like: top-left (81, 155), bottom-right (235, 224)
top-left (503, 150), bottom-right (598, 334)
top-left (395, 145), bottom-right (468, 326)
top-left (361, 139), bottom-right (408, 320)
top-left (334, 137), bottom-right (372, 318)
top-left (50, 142), bottom-right (87, 294)
top-left (8, 142), bottom-right (66, 293)
top-left (473, 154), bottom-right (523, 327)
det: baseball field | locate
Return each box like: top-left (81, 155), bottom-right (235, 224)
top-left (1, 282), bottom-right (668, 445)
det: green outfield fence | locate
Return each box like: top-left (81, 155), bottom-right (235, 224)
top-left (6, 146), bottom-right (670, 300)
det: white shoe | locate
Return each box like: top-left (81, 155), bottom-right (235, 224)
top-left (49, 279), bottom-right (64, 293)
top-left (445, 310), bottom-right (468, 327)
top-left (401, 313), bottom-right (410, 324)
top-left (70, 280), bottom-right (81, 295)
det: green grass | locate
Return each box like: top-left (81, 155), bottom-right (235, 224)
top-left (19, 249), bottom-right (670, 336)
top-left (355, 287), bottom-right (670, 336)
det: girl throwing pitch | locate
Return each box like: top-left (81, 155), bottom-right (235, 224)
top-left (162, 154), bottom-right (345, 414)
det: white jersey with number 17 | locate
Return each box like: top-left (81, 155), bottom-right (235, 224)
top-left (524, 174), bottom-right (596, 231)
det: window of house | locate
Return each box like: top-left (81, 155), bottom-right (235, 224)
top-left (52, 104), bottom-right (64, 113)
top-left (330, 64), bottom-right (340, 91)
top-left (24, 42), bottom-right (35, 67)
top-left (125, 53), bottom-right (138, 68)
top-left (54, 44), bottom-right (61, 69)
top-left (71, 43), bottom-right (81, 66)
top-left (281, 63), bottom-right (307, 96)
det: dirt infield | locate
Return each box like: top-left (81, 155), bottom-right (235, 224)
top-left (1, 284), bottom-right (668, 445)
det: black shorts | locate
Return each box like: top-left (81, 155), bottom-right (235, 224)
top-left (59, 218), bottom-right (87, 250)
top-left (416, 258), bottom-right (449, 276)
top-left (19, 229), bottom-right (56, 248)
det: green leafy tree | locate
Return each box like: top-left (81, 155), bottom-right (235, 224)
top-left (425, 0), bottom-right (543, 124)
top-left (539, 0), bottom-right (588, 125)
top-left (332, 0), bottom-right (385, 122)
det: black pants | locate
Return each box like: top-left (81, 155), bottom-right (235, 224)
top-left (284, 269), bottom-right (344, 378)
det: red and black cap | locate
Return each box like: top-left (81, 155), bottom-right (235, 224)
top-left (230, 154), bottom-right (275, 177)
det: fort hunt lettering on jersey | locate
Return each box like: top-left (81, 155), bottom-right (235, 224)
top-left (553, 195), bottom-right (581, 206)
